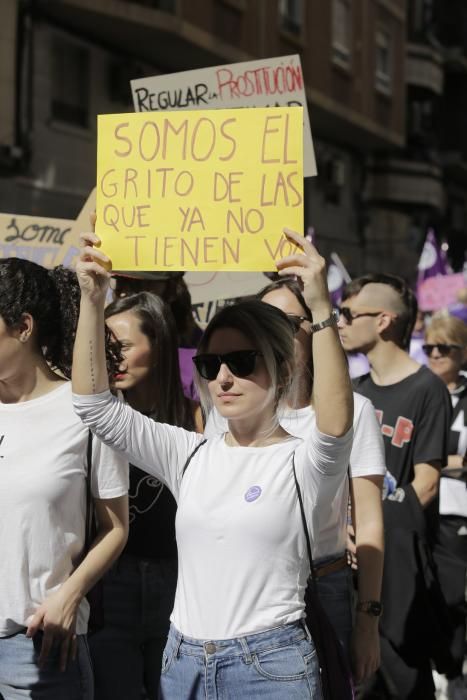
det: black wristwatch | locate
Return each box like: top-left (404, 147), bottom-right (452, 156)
top-left (356, 600), bottom-right (383, 617)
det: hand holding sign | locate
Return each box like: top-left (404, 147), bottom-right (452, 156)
top-left (277, 228), bottom-right (331, 315)
top-left (76, 232), bottom-right (112, 305)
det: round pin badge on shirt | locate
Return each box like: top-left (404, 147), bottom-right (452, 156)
top-left (244, 485), bottom-right (262, 503)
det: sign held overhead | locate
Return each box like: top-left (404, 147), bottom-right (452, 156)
top-left (131, 55), bottom-right (316, 177)
top-left (96, 106), bottom-right (303, 272)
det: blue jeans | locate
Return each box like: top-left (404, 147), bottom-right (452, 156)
top-left (159, 620), bottom-right (322, 699)
top-left (315, 554), bottom-right (353, 663)
top-left (0, 631), bottom-right (93, 700)
top-left (89, 555), bottom-right (177, 700)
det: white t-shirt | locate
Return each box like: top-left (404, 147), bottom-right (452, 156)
top-left (205, 392), bottom-right (386, 558)
top-left (73, 390), bottom-right (353, 640)
top-left (0, 383), bottom-right (128, 638)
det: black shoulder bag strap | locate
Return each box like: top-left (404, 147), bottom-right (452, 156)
top-left (182, 439), bottom-right (207, 479)
top-left (84, 430), bottom-right (105, 633)
top-left (292, 454), bottom-right (316, 582)
top-left (85, 430), bottom-right (94, 552)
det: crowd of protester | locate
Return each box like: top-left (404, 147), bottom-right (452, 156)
top-left (0, 226), bottom-right (466, 700)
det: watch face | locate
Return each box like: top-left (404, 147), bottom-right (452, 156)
top-left (358, 601), bottom-right (383, 616)
top-left (369, 602), bottom-right (382, 616)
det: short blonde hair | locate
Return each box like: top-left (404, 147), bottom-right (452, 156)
top-left (426, 316), bottom-right (467, 348)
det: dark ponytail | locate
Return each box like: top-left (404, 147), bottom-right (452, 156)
top-left (0, 258), bottom-right (80, 379)
top-left (46, 265), bottom-right (81, 378)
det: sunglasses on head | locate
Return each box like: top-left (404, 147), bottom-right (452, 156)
top-left (193, 350), bottom-right (262, 380)
top-left (286, 314), bottom-right (310, 334)
top-left (422, 343), bottom-right (462, 357)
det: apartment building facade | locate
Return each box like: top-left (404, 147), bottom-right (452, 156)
top-left (3, 0), bottom-right (460, 278)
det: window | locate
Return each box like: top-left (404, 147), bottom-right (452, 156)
top-left (409, 0), bottom-right (433, 39)
top-left (332, 0), bottom-right (352, 65)
top-left (51, 39), bottom-right (89, 128)
top-left (278, 0), bottom-right (303, 36)
top-left (375, 29), bottom-right (392, 94)
top-left (410, 99), bottom-right (434, 135)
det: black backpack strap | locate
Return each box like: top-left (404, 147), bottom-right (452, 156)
top-left (292, 454), bottom-right (316, 582)
top-left (84, 430), bottom-right (94, 553)
top-left (182, 439), bottom-right (207, 479)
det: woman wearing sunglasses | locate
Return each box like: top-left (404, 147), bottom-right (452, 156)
top-left (205, 277), bottom-right (386, 684)
top-left (72, 228), bottom-right (353, 699)
top-left (424, 316), bottom-right (467, 696)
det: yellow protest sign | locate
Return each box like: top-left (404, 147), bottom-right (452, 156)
top-left (96, 106), bottom-right (303, 271)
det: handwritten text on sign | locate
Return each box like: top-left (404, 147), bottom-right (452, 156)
top-left (0, 214), bottom-right (73, 268)
top-left (96, 107), bottom-right (303, 272)
top-left (131, 55), bottom-right (316, 178)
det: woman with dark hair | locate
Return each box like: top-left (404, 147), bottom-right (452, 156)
top-left (112, 273), bottom-right (202, 401)
top-left (72, 228), bottom-right (353, 699)
top-left (206, 276), bottom-right (385, 683)
top-left (0, 258), bottom-right (128, 700)
top-left (89, 292), bottom-right (201, 700)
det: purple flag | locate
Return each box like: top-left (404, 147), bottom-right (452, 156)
top-left (327, 252), bottom-right (351, 307)
top-left (417, 229), bottom-right (448, 285)
top-left (440, 242), bottom-right (453, 275)
top-left (327, 262), bottom-right (345, 307)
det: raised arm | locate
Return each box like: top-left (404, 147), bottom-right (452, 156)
top-left (276, 229), bottom-right (353, 436)
top-left (71, 233), bottom-right (202, 489)
top-left (72, 231), bottom-right (111, 396)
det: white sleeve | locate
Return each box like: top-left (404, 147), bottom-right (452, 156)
top-left (350, 395), bottom-right (386, 479)
top-left (73, 391), bottom-right (203, 497)
top-left (90, 437), bottom-right (129, 499)
top-left (296, 425), bottom-right (353, 501)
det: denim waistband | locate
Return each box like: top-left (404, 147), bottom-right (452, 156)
top-left (167, 620), bottom-right (311, 660)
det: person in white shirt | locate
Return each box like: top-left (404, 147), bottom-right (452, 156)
top-left (205, 276), bottom-right (386, 683)
top-left (0, 258), bottom-right (129, 700)
top-left (72, 228), bottom-right (353, 700)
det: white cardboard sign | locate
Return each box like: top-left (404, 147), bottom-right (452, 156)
top-left (186, 270), bottom-right (269, 305)
top-left (131, 54), bottom-right (316, 177)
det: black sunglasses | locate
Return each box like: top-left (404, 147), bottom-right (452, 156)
top-left (193, 350), bottom-right (262, 380)
top-left (422, 343), bottom-right (462, 357)
top-left (338, 307), bottom-right (383, 324)
top-left (286, 314), bottom-right (310, 334)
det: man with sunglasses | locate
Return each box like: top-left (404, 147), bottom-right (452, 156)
top-left (337, 273), bottom-right (452, 700)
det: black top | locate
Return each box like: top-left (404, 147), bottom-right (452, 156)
top-left (354, 366), bottom-right (451, 488)
top-left (124, 464), bottom-right (178, 560)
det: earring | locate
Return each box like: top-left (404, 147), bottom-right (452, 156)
top-left (20, 334), bottom-right (28, 343)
